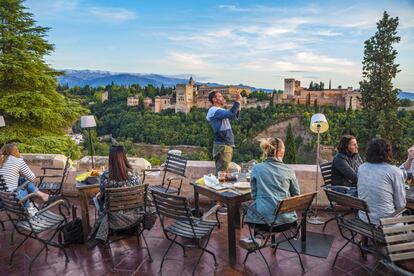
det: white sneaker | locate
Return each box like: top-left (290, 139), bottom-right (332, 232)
top-left (239, 236), bottom-right (263, 249)
top-left (27, 204), bottom-right (37, 217)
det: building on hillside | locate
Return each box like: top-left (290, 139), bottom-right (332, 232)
top-left (127, 95), bottom-right (140, 106)
top-left (143, 97), bottom-right (153, 109)
top-left (102, 91), bottom-right (109, 102)
top-left (154, 95), bottom-right (174, 112)
top-left (278, 78), bottom-right (362, 110)
top-left (155, 76), bottom-right (250, 113)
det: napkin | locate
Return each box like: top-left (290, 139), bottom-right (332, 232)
top-left (203, 174), bottom-right (226, 190)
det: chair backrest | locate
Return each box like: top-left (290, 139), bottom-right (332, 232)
top-left (151, 190), bottom-right (192, 221)
top-left (273, 192), bottom-right (317, 216)
top-left (164, 153), bottom-right (187, 177)
top-left (324, 188), bottom-right (369, 212)
top-left (0, 175), bottom-right (7, 191)
top-left (380, 215), bottom-right (414, 263)
top-left (319, 161), bottom-right (333, 187)
top-left (60, 152), bottom-right (72, 186)
top-left (0, 190), bottom-right (27, 218)
top-left (105, 184), bottom-right (147, 212)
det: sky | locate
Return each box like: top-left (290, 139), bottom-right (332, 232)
top-left (25, 0), bottom-right (414, 91)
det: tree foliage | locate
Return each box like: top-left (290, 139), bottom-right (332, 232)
top-left (284, 123), bottom-right (297, 164)
top-left (359, 11), bottom-right (405, 159)
top-left (0, 0), bottom-right (84, 156)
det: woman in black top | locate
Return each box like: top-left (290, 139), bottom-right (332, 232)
top-left (332, 135), bottom-right (363, 196)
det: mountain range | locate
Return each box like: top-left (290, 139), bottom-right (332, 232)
top-left (57, 69), bottom-right (261, 91)
top-left (57, 69), bottom-right (413, 98)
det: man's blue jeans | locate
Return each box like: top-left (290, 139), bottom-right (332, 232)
top-left (15, 177), bottom-right (39, 208)
top-left (331, 186), bottom-right (358, 197)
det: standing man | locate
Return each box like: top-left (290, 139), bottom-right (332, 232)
top-left (206, 90), bottom-right (241, 173)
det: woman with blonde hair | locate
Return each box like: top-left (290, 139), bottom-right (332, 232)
top-left (0, 143), bottom-right (49, 208)
top-left (244, 137), bottom-right (300, 229)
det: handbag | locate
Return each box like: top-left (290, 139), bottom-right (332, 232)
top-left (143, 211), bottom-right (157, 230)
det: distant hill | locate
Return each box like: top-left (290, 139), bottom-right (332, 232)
top-left (399, 91), bottom-right (414, 100)
top-left (57, 69), bottom-right (263, 90)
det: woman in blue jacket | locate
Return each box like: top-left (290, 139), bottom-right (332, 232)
top-left (245, 137), bottom-right (300, 228)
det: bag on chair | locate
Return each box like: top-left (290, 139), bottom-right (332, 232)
top-left (61, 205), bottom-right (84, 245)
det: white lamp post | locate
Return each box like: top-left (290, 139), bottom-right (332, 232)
top-left (308, 113), bottom-right (329, 224)
top-left (81, 115), bottom-right (96, 169)
top-left (0, 116), bottom-right (5, 128)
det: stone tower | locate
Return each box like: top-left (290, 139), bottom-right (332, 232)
top-left (284, 78), bottom-right (295, 95)
top-left (175, 77), bottom-right (195, 113)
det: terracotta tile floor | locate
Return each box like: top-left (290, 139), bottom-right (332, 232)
top-left (0, 198), bottom-right (391, 276)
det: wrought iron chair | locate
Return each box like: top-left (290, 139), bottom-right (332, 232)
top-left (143, 153), bottom-right (187, 195)
top-left (0, 190), bottom-right (69, 274)
top-left (102, 184), bottom-right (152, 269)
top-left (240, 192), bottom-right (317, 275)
top-left (319, 161), bottom-right (353, 232)
top-left (0, 174), bottom-right (8, 230)
top-left (151, 190), bottom-right (218, 275)
top-left (37, 152), bottom-right (71, 207)
top-left (379, 214), bottom-right (414, 276)
top-left (324, 188), bottom-right (388, 269)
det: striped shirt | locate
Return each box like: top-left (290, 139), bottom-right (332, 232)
top-left (0, 156), bottom-right (36, 191)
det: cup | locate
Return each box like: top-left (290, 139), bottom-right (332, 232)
top-left (218, 171), bottom-right (227, 183)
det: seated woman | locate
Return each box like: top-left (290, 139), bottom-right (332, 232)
top-left (400, 144), bottom-right (414, 180)
top-left (0, 143), bottom-right (49, 209)
top-left (332, 135), bottom-right (363, 196)
top-left (244, 137), bottom-right (300, 229)
top-left (358, 138), bottom-right (406, 225)
top-left (88, 144), bottom-right (142, 244)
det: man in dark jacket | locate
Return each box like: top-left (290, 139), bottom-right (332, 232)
top-left (332, 135), bottom-right (363, 196)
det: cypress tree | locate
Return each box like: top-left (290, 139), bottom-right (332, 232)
top-left (359, 11), bottom-right (404, 159)
top-left (284, 123), bottom-right (297, 164)
top-left (0, 0), bottom-right (84, 154)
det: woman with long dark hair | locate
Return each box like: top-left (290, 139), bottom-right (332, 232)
top-left (88, 144), bottom-right (141, 244)
top-left (357, 138), bottom-right (406, 225)
top-left (331, 135), bottom-right (363, 196)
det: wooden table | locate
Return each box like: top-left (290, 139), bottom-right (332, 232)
top-left (191, 181), bottom-right (251, 265)
top-left (407, 186), bottom-right (414, 210)
top-left (76, 182), bottom-right (100, 242)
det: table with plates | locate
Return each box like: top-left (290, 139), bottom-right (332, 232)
top-left (190, 179), bottom-right (251, 265)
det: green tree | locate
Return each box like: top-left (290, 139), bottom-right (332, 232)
top-left (309, 81), bottom-right (314, 90)
top-left (359, 11), bottom-right (403, 159)
top-left (0, 0), bottom-right (84, 155)
top-left (329, 80), bottom-right (331, 90)
top-left (284, 123), bottom-right (297, 164)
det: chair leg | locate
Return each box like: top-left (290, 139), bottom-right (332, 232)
top-left (322, 217), bottom-right (335, 232)
top-left (160, 236), bottom-right (177, 275)
top-left (215, 209), bottom-right (221, 229)
top-left (332, 239), bottom-right (352, 269)
top-left (243, 250), bottom-right (254, 264)
top-left (0, 220), bottom-right (4, 231)
top-left (193, 233), bottom-right (217, 276)
top-left (257, 247), bottom-right (272, 276)
top-left (9, 234), bottom-right (30, 265)
top-left (283, 232), bottom-right (305, 273)
top-left (272, 242), bottom-right (279, 255)
top-left (137, 225), bottom-right (153, 262)
top-left (28, 244), bottom-right (47, 274)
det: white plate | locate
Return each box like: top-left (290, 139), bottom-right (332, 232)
top-left (234, 182), bottom-right (250, 189)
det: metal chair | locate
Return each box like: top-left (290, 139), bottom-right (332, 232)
top-left (0, 175), bottom-right (8, 230)
top-left (240, 192), bottom-right (317, 275)
top-left (324, 189), bottom-right (388, 269)
top-left (151, 190), bottom-right (218, 275)
top-left (37, 152), bottom-right (71, 207)
top-left (143, 153), bottom-right (187, 195)
top-left (103, 184), bottom-right (152, 269)
top-left (319, 161), bottom-right (353, 232)
top-left (0, 190), bottom-right (69, 274)
top-left (379, 215), bottom-right (414, 276)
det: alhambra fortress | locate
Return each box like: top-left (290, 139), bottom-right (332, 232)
top-left (124, 77), bottom-right (362, 112)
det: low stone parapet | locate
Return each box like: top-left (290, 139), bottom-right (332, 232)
top-left (20, 154), bottom-right (328, 206)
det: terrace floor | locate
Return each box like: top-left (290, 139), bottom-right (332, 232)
top-left (0, 197), bottom-right (392, 276)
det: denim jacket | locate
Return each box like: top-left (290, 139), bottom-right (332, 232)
top-left (245, 158), bottom-right (300, 225)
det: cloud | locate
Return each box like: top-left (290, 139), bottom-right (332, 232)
top-left (162, 52), bottom-right (213, 70)
top-left (89, 7), bottom-right (137, 23)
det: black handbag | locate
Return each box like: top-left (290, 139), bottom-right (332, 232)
top-left (143, 211), bottom-right (157, 230)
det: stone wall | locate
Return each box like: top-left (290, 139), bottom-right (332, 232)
top-left (21, 154), bottom-right (329, 206)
